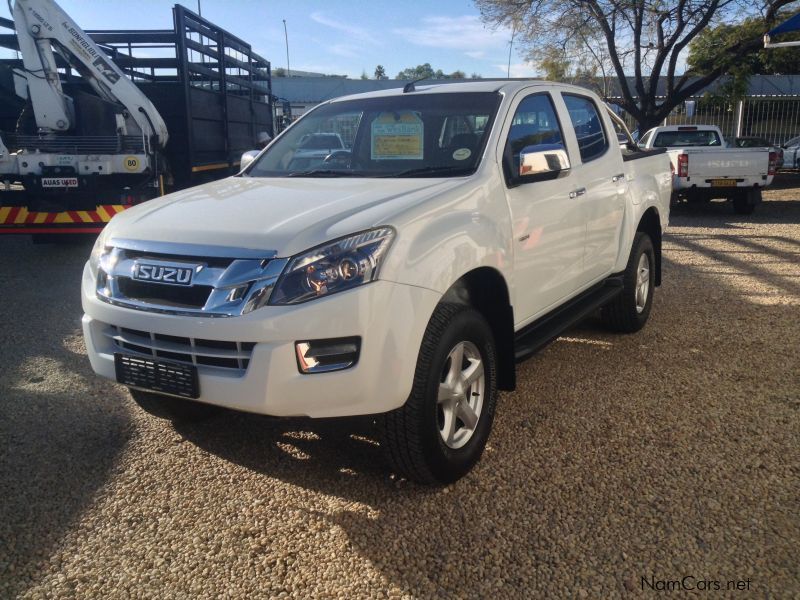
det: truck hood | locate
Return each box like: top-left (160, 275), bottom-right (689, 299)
top-left (108, 176), bottom-right (463, 257)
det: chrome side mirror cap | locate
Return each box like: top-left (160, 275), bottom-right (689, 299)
top-left (240, 150), bottom-right (260, 171)
top-left (519, 143), bottom-right (570, 178)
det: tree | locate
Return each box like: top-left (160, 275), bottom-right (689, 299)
top-left (476, 0), bottom-right (795, 132)
top-left (539, 46), bottom-right (571, 81)
top-left (397, 63), bottom-right (436, 80)
top-left (273, 67), bottom-right (286, 77)
top-left (374, 65), bottom-right (387, 79)
top-left (688, 12), bottom-right (800, 99)
top-left (470, 72), bottom-right (483, 79)
top-left (396, 64), bottom-right (472, 80)
top-left (360, 70), bottom-right (369, 80)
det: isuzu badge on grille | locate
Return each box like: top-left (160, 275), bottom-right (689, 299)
top-left (133, 263), bottom-right (194, 285)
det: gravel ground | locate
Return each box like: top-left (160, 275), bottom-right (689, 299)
top-left (1, 176), bottom-right (798, 598)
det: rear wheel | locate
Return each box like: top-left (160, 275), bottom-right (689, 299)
top-left (129, 388), bottom-right (222, 422)
top-left (379, 303), bottom-right (498, 484)
top-left (602, 232), bottom-right (655, 333)
top-left (733, 189), bottom-right (760, 215)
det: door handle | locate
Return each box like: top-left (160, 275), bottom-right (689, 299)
top-left (612, 173), bottom-right (625, 183)
top-left (569, 187), bottom-right (586, 199)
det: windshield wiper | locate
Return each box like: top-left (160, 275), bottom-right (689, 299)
top-left (384, 166), bottom-right (475, 178)
top-left (286, 169), bottom-right (365, 178)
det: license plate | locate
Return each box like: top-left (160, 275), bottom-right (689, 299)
top-left (42, 177), bottom-right (78, 188)
top-left (114, 354), bottom-right (199, 399)
top-left (711, 179), bottom-right (737, 187)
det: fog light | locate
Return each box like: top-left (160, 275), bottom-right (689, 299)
top-left (295, 337), bottom-right (360, 374)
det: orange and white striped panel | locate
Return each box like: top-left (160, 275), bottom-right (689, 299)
top-left (0, 204), bottom-right (127, 226)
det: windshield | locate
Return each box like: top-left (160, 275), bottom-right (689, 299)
top-left (653, 130), bottom-right (722, 147)
top-left (246, 92), bottom-right (501, 178)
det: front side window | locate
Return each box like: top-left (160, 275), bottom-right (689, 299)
top-left (246, 92), bottom-right (501, 178)
top-left (505, 93), bottom-right (565, 175)
top-left (563, 94), bottom-right (609, 162)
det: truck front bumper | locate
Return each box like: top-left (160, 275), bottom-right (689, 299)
top-left (82, 263), bottom-right (440, 418)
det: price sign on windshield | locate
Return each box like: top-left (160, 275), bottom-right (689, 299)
top-left (371, 111), bottom-right (424, 160)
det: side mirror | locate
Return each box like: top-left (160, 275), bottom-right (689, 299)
top-left (240, 150), bottom-right (260, 171)
top-left (518, 143), bottom-right (570, 178)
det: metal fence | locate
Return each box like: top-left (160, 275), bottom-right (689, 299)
top-left (616, 95), bottom-right (800, 145)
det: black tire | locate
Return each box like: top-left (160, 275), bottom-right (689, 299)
top-left (379, 303), bottom-right (498, 484)
top-left (129, 388), bottom-right (222, 422)
top-left (733, 189), bottom-right (759, 215)
top-left (602, 232), bottom-right (655, 333)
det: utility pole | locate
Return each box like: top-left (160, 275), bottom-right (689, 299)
top-left (283, 19), bottom-right (290, 77)
top-left (197, 0), bottom-right (202, 16)
top-left (507, 24), bottom-right (515, 79)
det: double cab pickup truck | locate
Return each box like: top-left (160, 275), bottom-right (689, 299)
top-left (82, 81), bottom-right (672, 483)
top-left (637, 125), bottom-right (777, 214)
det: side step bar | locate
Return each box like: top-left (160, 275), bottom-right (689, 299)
top-left (514, 276), bottom-right (623, 363)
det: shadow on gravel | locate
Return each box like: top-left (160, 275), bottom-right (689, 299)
top-left (669, 176), bottom-right (800, 227)
top-left (0, 236), bottom-right (131, 598)
top-left (176, 196), bottom-right (799, 596)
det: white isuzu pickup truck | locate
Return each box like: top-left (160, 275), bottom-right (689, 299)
top-left (637, 125), bottom-right (777, 214)
top-left (82, 81), bottom-right (671, 483)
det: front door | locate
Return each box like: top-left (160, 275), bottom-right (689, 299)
top-left (502, 92), bottom-right (586, 325)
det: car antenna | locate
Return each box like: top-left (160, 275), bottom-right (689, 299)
top-left (403, 77), bottom-right (428, 93)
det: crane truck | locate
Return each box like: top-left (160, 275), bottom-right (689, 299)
top-left (0, 0), bottom-right (273, 236)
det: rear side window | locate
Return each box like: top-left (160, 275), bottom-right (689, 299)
top-left (653, 130), bottom-right (721, 147)
top-left (563, 94), bottom-right (608, 162)
top-left (505, 94), bottom-right (564, 173)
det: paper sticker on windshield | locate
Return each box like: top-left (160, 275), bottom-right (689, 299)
top-left (371, 111), bottom-right (423, 160)
top-left (452, 148), bottom-right (471, 161)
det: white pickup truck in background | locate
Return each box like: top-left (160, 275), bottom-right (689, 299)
top-left (82, 81), bottom-right (672, 483)
top-left (638, 125), bottom-right (777, 214)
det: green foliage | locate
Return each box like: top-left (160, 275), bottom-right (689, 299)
top-left (374, 65), bottom-right (387, 80)
top-left (689, 15), bottom-right (800, 79)
top-left (688, 13), bottom-right (800, 101)
top-left (396, 63), bottom-right (469, 80)
top-left (273, 67), bottom-right (286, 77)
top-left (538, 46), bottom-right (570, 81)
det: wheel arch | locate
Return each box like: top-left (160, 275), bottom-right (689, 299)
top-left (636, 207), bottom-right (662, 286)
top-left (442, 267), bottom-right (515, 391)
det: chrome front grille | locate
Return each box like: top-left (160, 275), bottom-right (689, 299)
top-left (96, 239), bottom-right (288, 317)
top-left (104, 324), bottom-right (256, 372)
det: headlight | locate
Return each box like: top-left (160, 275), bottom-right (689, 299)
top-left (88, 227), bottom-right (111, 278)
top-left (269, 227), bottom-right (395, 305)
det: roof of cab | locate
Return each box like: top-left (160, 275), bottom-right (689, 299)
top-left (328, 80), bottom-right (594, 103)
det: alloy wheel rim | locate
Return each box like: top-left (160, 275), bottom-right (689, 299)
top-left (635, 253), bottom-right (650, 314)
top-left (437, 340), bottom-right (485, 449)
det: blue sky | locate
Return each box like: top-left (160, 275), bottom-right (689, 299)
top-left (1, 0), bottom-right (534, 78)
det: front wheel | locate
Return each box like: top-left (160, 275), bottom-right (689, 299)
top-left (602, 232), bottom-right (655, 333)
top-left (379, 304), bottom-right (498, 484)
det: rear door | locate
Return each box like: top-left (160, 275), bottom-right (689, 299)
top-left (560, 93), bottom-right (626, 283)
